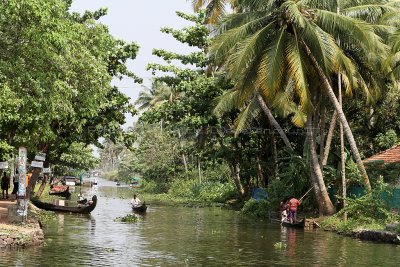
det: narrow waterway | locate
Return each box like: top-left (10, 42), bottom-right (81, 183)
top-left (1, 178), bottom-right (400, 266)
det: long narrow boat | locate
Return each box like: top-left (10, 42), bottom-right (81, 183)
top-left (281, 217), bottom-right (306, 228)
top-left (132, 202), bottom-right (147, 213)
top-left (49, 185), bottom-right (71, 198)
top-left (32, 195), bottom-right (97, 214)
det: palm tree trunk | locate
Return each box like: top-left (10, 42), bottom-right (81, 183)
top-left (197, 157), bottom-right (202, 183)
top-left (35, 174), bottom-right (48, 198)
top-left (322, 111), bottom-right (337, 165)
top-left (270, 131), bottom-right (279, 180)
top-left (230, 161), bottom-right (244, 198)
top-left (256, 155), bottom-right (263, 187)
top-left (27, 167), bottom-right (41, 199)
top-left (319, 103), bottom-right (327, 166)
top-left (339, 73), bottom-right (347, 220)
top-left (256, 92), bottom-right (293, 150)
top-left (302, 43), bottom-right (371, 191)
top-left (307, 114), bottom-right (336, 215)
top-left (177, 130), bottom-right (189, 178)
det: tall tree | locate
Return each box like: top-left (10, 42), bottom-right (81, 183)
top-left (209, 0), bottom-right (398, 212)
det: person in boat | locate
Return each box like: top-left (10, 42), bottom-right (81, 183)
top-left (280, 198), bottom-right (289, 223)
top-left (130, 194), bottom-right (141, 207)
top-left (1, 172), bottom-right (9, 199)
top-left (78, 192), bottom-right (85, 201)
top-left (288, 196), bottom-right (301, 223)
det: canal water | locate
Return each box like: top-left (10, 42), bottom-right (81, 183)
top-left (1, 178), bottom-right (400, 266)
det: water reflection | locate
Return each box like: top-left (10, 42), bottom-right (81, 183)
top-left (1, 178), bottom-right (400, 266)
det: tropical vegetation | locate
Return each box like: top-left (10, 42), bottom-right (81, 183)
top-left (101, 0), bottom-right (400, 225)
top-left (1, 0), bottom-right (400, 229)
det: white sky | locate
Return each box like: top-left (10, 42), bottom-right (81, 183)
top-left (70, 0), bottom-right (196, 127)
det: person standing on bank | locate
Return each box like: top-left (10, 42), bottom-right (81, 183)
top-left (12, 169), bottom-right (19, 196)
top-left (1, 172), bottom-right (10, 199)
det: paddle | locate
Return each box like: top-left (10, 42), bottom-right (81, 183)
top-left (299, 186), bottom-right (314, 203)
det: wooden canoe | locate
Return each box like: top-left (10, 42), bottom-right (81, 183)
top-left (132, 202), bottom-right (147, 213)
top-left (281, 217), bottom-right (306, 228)
top-left (49, 185), bottom-right (71, 198)
top-left (32, 195), bottom-right (97, 214)
top-left (77, 198), bottom-right (88, 204)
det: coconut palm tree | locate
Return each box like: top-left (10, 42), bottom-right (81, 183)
top-left (191, 0), bottom-right (237, 24)
top-left (210, 0), bottom-right (398, 214)
top-left (135, 80), bottom-right (178, 110)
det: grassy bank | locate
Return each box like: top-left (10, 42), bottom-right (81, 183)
top-left (110, 178), bottom-right (241, 208)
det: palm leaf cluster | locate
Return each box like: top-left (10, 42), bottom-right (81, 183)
top-left (202, 0), bottom-right (400, 212)
top-left (212, 0), bottom-right (397, 126)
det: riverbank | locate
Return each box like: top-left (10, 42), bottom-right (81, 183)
top-left (320, 216), bottom-right (400, 245)
top-left (0, 221), bottom-right (44, 248)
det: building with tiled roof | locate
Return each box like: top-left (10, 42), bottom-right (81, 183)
top-left (363, 145), bottom-right (400, 164)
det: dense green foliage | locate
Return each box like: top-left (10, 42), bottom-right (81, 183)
top-left (0, 0), bottom-right (139, 186)
top-left (321, 179), bottom-right (400, 232)
top-left (98, 2), bottom-right (400, 220)
top-left (3, 0), bottom-right (399, 223)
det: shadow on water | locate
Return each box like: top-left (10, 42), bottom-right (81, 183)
top-left (1, 177), bottom-right (400, 266)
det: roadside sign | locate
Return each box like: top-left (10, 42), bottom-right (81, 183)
top-left (43, 168), bottom-right (51, 173)
top-left (31, 161), bottom-right (44, 168)
top-left (0, 161), bottom-right (8, 169)
top-left (34, 152), bottom-right (46, 161)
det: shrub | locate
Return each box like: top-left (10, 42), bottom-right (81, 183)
top-left (141, 179), bottom-right (169, 194)
top-left (241, 199), bottom-right (270, 217)
top-left (337, 179), bottom-right (399, 223)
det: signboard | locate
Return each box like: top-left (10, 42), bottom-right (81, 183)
top-left (31, 161), bottom-right (44, 168)
top-left (0, 161), bottom-right (8, 169)
top-left (34, 152), bottom-right (46, 161)
top-left (43, 168), bottom-right (51, 173)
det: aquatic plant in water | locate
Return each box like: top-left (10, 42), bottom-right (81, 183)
top-left (114, 214), bottom-right (139, 223)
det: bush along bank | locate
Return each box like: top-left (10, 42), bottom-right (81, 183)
top-left (320, 181), bottom-right (400, 245)
top-left (119, 178), bottom-right (240, 208)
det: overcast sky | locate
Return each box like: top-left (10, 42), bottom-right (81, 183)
top-left (70, 0), bottom-right (196, 127)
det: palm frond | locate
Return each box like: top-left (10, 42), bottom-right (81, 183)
top-left (301, 21), bottom-right (336, 74)
top-left (257, 27), bottom-right (287, 97)
top-left (228, 24), bottom-right (272, 77)
top-left (234, 97), bottom-right (261, 136)
top-left (206, 0), bottom-right (227, 24)
top-left (282, 0), bottom-right (306, 29)
top-left (316, 9), bottom-right (385, 53)
top-left (285, 32), bottom-right (312, 112)
top-left (192, 0), bottom-right (207, 12)
top-left (211, 16), bottom-right (272, 65)
top-left (291, 108), bottom-right (307, 128)
top-left (213, 89), bottom-right (242, 116)
top-left (343, 4), bottom-right (398, 23)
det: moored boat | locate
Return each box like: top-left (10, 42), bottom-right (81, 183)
top-left (32, 195), bottom-right (97, 214)
top-left (49, 185), bottom-right (71, 198)
top-left (281, 217), bottom-right (306, 228)
top-left (132, 202), bottom-right (147, 213)
top-left (77, 198), bottom-right (88, 204)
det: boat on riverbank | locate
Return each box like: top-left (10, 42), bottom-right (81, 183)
top-left (281, 217), bottom-right (305, 228)
top-left (132, 202), bottom-right (147, 213)
top-left (32, 195), bottom-right (97, 214)
top-left (49, 185), bottom-right (71, 198)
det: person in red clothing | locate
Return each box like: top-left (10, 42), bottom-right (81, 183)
top-left (288, 196), bottom-right (301, 223)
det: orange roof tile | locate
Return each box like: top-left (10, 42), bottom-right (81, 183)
top-left (363, 145), bottom-right (400, 164)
